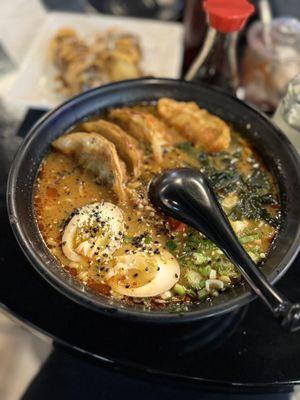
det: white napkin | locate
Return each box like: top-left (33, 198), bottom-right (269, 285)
top-left (0, 0), bottom-right (46, 64)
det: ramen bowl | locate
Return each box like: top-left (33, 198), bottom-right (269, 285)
top-left (7, 78), bottom-right (300, 323)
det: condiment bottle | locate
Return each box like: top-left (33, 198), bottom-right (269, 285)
top-left (273, 75), bottom-right (300, 153)
top-left (185, 0), bottom-right (254, 95)
top-left (182, 0), bottom-right (207, 74)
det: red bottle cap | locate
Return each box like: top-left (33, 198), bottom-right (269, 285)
top-left (203, 0), bottom-right (255, 33)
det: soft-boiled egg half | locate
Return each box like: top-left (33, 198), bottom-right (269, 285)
top-left (62, 202), bottom-right (125, 263)
top-left (62, 202), bottom-right (180, 297)
top-left (107, 249), bottom-right (180, 297)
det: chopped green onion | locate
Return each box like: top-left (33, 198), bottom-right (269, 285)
top-left (173, 283), bottom-right (186, 296)
top-left (248, 251), bottom-right (260, 263)
top-left (144, 236), bottom-right (153, 244)
top-left (199, 265), bottom-right (211, 277)
top-left (240, 234), bottom-right (261, 244)
top-left (186, 288), bottom-right (197, 298)
top-left (197, 280), bottom-right (206, 289)
top-left (217, 262), bottom-right (239, 278)
top-left (166, 239), bottom-right (177, 251)
top-left (197, 288), bottom-right (208, 300)
top-left (186, 269), bottom-right (202, 288)
top-left (123, 235), bottom-right (133, 244)
top-left (193, 253), bottom-right (210, 265)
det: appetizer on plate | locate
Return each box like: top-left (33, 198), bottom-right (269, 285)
top-left (50, 27), bottom-right (143, 97)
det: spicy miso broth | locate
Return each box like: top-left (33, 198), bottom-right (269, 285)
top-left (34, 98), bottom-right (280, 310)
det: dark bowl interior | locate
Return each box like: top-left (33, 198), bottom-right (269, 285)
top-left (7, 78), bottom-right (300, 323)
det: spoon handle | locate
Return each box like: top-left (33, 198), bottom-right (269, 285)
top-left (198, 211), bottom-right (299, 331)
top-left (155, 169), bottom-right (300, 332)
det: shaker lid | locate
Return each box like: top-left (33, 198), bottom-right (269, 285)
top-left (203, 0), bottom-right (254, 33)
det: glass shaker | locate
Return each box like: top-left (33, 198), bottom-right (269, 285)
top-left (273, 75), bottom-right (300, 153)
top-left (185, 0), bottom-right (254, 95)
top-left (241, 17), bottom-right (300, 113)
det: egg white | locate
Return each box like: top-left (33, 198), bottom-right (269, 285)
top-left (108, 249), bottom-right (180, 297)
top-left (62, 202), bottom-right (124, 263)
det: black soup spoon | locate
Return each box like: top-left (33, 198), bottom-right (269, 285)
top-left (149, 168), bottom-right (300, 332)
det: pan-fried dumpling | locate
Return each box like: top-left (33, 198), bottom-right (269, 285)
top-left (82, 119), bottom-right (142, 177)
top-left (157, 98), bottom-right (230, 153)
top-left (109, 108), bottom-right (170, 162)
top-left (52, 132), bottom-right (127, 202)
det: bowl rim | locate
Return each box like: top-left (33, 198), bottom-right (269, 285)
top-left (6, 77), bottom-right (300, 323)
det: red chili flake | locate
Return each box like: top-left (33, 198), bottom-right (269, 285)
top-left (166, 217), bottom-right (187, 232)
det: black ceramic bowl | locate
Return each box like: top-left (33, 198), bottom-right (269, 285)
top-left (7, 78), bottom-right (300, 323)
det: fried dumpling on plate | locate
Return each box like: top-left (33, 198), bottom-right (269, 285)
top-left (82, 119), bottom-right (142, 177)
top-left (50, 28), bottom-right (89, 71)
top-left (52, 132), bottom-right (127, 203)
top-left (157, 98), bottom-right (230, 153)
top-left (109, 108), bottom-right (170, 162)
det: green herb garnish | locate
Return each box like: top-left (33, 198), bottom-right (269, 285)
top-left (166, 239), bottom-right (177, 251)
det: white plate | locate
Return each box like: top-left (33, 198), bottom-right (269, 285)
top-left (5, 12), bottom-right (183, 109)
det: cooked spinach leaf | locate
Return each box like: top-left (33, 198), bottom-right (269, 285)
top-left (208, 169), bottom-right (241, 194)
top-left (175, 141), bottom-right (279, 227)
top-left (246, 169), bottom-right (271, 193)
top-left (229, 192), bottom-right (279, 227)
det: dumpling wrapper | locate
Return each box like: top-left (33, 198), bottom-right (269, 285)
top-left (157, 98), bottom-right (230, 153)
top-left (82, 119), bottom-right (142, 177)
top-left (52, 132), bottom-right (127, 203)
top-left (105, 55), bottom-right (141, 81)
top-left (109, 108), bottom-right (170, 162)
